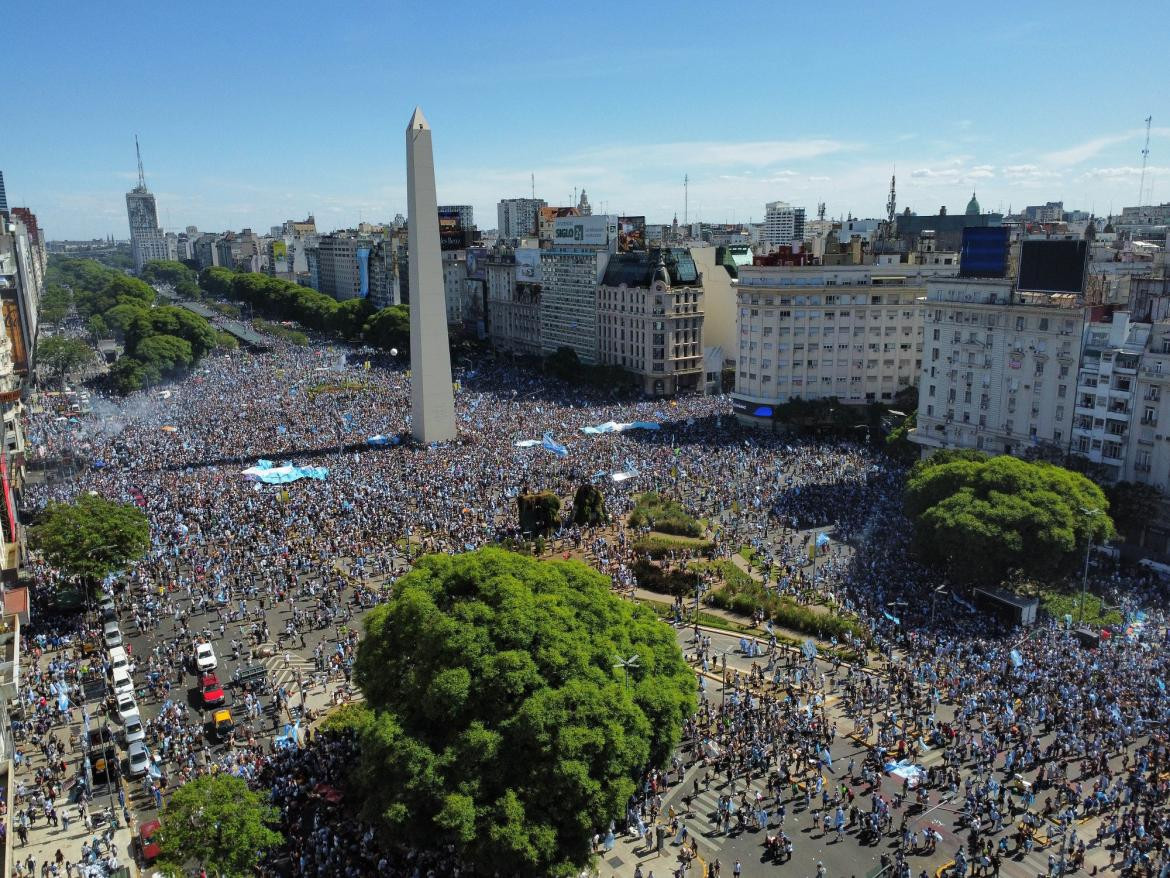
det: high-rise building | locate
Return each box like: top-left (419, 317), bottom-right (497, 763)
top-left (0, 209), bottom-right (44, 375)
top-left (125, 138), bottom-right (167, 272)
top-left (308, 232), bottom-right (372, 301)
top-left (497, 198), bottom-right (546, 240)
top-left (0, 171), bottom-right (7, 215)
top-left (539, 214), bottom-right (617, 363)
top-left (762, 201), bottom-right (806, 250)
top-left (437, 205), bottom-right (473, 230)
top-left (485, 245), bottom-right (542, 356)
top-left (597, 248), bottom-right (704, 396)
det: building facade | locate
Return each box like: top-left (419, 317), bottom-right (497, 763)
top-left (125, 185), bottom-right (167, 272)
top-left (732, 265), bottom-right (942, 424)
top-left (437, 205), bottom-right (474, 230)
top-left (597, 249), bottom-right (704, 396)
top-left (910, 278), bottom-right (1083, 457)
top-left (762, 201), bottom-right (806, 250)
top-left (497, 198), bottom-right (546, 240)
top-left (539, 216), bottom-right (617, 363)
top-left (486, 246), bottom-right (542, 356)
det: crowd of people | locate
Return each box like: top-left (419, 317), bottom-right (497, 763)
top-left (11, 330), bottom-right (1170, 876)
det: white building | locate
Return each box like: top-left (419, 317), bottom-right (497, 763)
top-left (910, 278), bottom-right (1084, 457)
top-left (732, 264), bottom-right (946, 424)
top-left (1126, 320), bottom-right (1170, 489)
top-left (442, 250), bottom-right (468, 326)
top-left (486, 246), bottom-right (542, 356)
top-left (539, 215), bottom-right (617, 363)
top-left (497, 198), bottom-right (546, 241)
top-left (1072, 313), bottom-right (1149, 478)
top-left (762, 201), bottom-right (806, 250)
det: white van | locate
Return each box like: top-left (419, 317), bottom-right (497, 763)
top-left (108, 646), bottom-right (129, 675)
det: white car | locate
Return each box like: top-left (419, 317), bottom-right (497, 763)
top-left (126, 741), bottom-right (150, 777)
top-left (194, 642), bottom-right (217, 672)
top-left (97, 592), bottom-right (116, 615)
top-left (102, 621), bottom-right (123, 649)
top-left (112, 667), bottom-right (134, 697)
top-left (115, 692), bottom-right (138, 724)
top-left (122, 711), bottom-right (145, 747)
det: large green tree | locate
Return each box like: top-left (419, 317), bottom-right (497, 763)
top-left (155, 775), bottom-right (283, 876)
top-left (31, 494), bottom-right (150, 582)
top-left (905, 453), bottom-right (1115, 583)
top-left (37, 336), bottom-right (93, 383)
top-left (351, 548), bottom-right (696, 877)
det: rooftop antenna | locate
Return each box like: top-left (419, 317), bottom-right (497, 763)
top-left (135, 135), bottom-right (146, 189)
top-left (886, 169), bottom-right (896, 227)
top-left (1138, 115), bottom-right (1153, 206)
top-left (817, 202), bottom-right (826, 221)
top-left (684, 173), bottom-right (689, 226)
top-left (531, 172), bottom-right (535, 200)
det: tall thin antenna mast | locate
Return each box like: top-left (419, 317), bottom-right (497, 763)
top-left (135, 135), bottom-right (146, 189)
top-left (1138, 115), bottom-right (1152, 206)
top-left (531, 172), bottom-right (535, 200)
top-left (684, 173), bottom-right (688, 226)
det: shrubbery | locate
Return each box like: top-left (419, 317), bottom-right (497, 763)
top-left (706, 572), bottom-right (866, 642)
top-left (572, 483), bottom-right (608, 526)
top-left (632, 534), bottom-right (715, 559)
top-left (629, 492), bottom-right (702, 537)
top-left (518, 491), bottom-right (561, 535)
top-left (631, 559), bottom-right (700, 597)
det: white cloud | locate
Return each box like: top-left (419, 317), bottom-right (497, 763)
top-left (1079, 165), bottom-right (1169, 180)
top-left (807, 175), bottom-right (831, 183)
top-left (578, 138), bottom-right (857, 168)
top-left (1041, 127), bottom-right (1170, 166)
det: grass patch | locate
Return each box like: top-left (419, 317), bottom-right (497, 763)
top-left (633, 533), bottom-right (715, 559)
top-left (631, 558), bottom-right (701, 597)
top-left (629, 492), bottom-right (702, 537)
top-left (254, 319), bottom-right (308, 345)
top-left (1039, 591), bottom-right (1123, 627)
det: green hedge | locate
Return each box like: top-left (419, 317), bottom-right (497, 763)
top-left (631, 559), bottom-right (701, 597)
top-left (629, 492), bottom-right (702, 538)
top-left (706, 573), bottom-right (866, 642)
top-left (633, 533), bottom-right (715, 559)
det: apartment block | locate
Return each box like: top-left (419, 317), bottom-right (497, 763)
top-left (732, 265), bottom-right (947, 425)
top-left (911, 278), bottom-right (1083, 456)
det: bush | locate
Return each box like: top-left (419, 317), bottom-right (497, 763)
top-left (572, 483), bottom-right (609, 526)
top-left (254, 319), bottom-right (308, 346)
top-left (629, 492), bottom-right (702, 538)
top-left (632, 534), bottom-right (715, 559)
top-left (631, 559), bottom-right (700, 597)
top-left (705, 566), bottom-right (866, 643)
top-left (518, 491), bottom-right (561, 535)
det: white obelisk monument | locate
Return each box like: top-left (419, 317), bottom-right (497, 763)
top-left (406, 106), bottom-right (457, 444)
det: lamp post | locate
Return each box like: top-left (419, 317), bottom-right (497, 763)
top-left (930, 585), bottom-right (947, 625)
top-left (1079, 507), bottom-right (1100, 625)
top-left (613, 654), bottom-right (640, 690)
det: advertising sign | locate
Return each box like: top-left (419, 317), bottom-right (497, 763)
top-left (617, 216), bottom-right (646, 252)
top-left (514, 249), bottom-right (542, 283)
top-left (272, 240), bottom-right (288, 261)
top-left (553, 215), bottom-right (617, 246)
top-left (438, 209), bottom-right (463, 231)
top-left (356, 247), bottom-right (370, 298)
top-left (466, 247), bottom-right (488, 280)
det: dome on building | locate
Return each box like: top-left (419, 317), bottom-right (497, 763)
top-left (965, 191), bottom-right (981, 216)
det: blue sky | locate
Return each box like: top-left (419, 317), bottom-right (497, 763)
top-left (4, 0), bottom-right (1168, 239)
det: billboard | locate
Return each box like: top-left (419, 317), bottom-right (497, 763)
top-left (1018, 240), bottom-right (1088, 294)
top-left (617, 216), bottom-right (646, 253)
top-left (438, 209), bottom-right (463, 231)
top-left (515, 249), bottom-right (542, 283)
top-left (553, 215), bottom-right (617, 247)
top-left (465, 247), bottom-right (488, 280)
top-left (272, 239), bottom-right (288, 261)
top-left (959, 226), bottom-right (1008, 278)
top-left (356, 247), bottom-right (370, 298)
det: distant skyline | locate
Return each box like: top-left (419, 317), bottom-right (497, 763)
top-left (4, 1), bottom-right (1169, 239)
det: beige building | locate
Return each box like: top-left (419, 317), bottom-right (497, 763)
top-left (485, 246), bottom-right (542, 356)
top-left (732, 265), bottom-right (948, 425)
top-left (910, 278), bottom-right (1083, 456)
top-left (597, 249), bottom-right (704, 396)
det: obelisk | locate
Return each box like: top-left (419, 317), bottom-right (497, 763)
top-left (406, 106), bottom-right (457, 443)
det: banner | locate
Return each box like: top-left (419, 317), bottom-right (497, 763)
top-left (541, 432), bottom-right (568, 458)
top-left (580, 420), bottom-right (661, 435)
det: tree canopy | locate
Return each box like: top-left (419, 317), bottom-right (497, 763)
top-left (37, 335), bottom-right (93, 382)
top-left (350, 548), bottom-right (696, 877)
top-left (155, 775), bottom-right (283, 877)
top-left (905, 452), bottom-right (1115, 584)
top-left (141, 259), bottom-right (200, 298)
top-left (31, 493), bottom-right (151, 582)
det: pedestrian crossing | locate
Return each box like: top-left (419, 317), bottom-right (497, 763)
top-left (262, 654), bottom-right (318, 692)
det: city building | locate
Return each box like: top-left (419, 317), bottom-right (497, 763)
top-left (485, 245), bottom-right (542, 356)
top-left (762, 201), bottom-right (806, 250)
top-left (0, 171), bottom-right (7, 214)
top-left (1071, 312), bottom-right (1149, 479)
top-left (539, 215), bottom-right (617, 362)
top-left (125, 139), bottom-right (167, 272)
top-left (307, 232), bottom-right (376, 301)
top-left (367, 237), bottom-right (401, 309)
top-left (538, 206), bottom-right (580, 246)
top-left (442, 250), bottom-right (468, 326)
top-left (437, 205), bottom-right (474, 230)
top-left (1024, 202), bottom-right (1065, 223)
top-left (577, 189), bottom-right (592, 216)
top-left (497, 198), bottom-right (546, 241)
top-left (732, 265), bottom-right (952, 426)
top-left (0, 210), bottom-right (43, 376)
top-left (894, 197), bottom-right (1003, 253)
top-left (910, 277), bottom-right (1083, 456)
top-left (597, 248), bottom-right (704, 396)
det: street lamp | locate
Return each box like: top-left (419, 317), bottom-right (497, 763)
top-left (1079, 507), bottom-right (1100, 624)
top-left (930, 585), bottom-right (947, 624)
top-left (613, 654), bottom-right (640, 689)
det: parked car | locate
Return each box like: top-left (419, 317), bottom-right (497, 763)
top-left (102, 621), bottom-right (123, 649)
top-left (112, 667), bottom-right (134, 698)
top-left (194, 641), bottom-right (217, 672)
top-left (212, 708), bottom-right (234, 741)
top-left (126, 741), bottom-right (150, 777)
top-left (138, 819), bottom-right (161, 864)
top-left (200, 673), bottom-right (225, 707)
top-left (115, 692), bottom-right (138, 724)
top-left (122, 711), bottom-right (145, 747)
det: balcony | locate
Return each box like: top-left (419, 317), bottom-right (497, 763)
top-left (1105, 406), bottom-right (1130, 420)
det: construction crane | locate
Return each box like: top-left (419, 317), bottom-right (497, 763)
top-left (1138, 115), bottom-right (1152, 207)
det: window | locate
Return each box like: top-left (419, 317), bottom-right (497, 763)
top-left (1016, 317), bottom-right (1025, 331)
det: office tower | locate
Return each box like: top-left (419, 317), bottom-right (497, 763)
top-left (125, 137), bottom-right (167, 271)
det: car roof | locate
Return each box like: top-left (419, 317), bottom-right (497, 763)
top-left (140, 819), bottom-right (161, 837)
top-left (128, 741), bottom-right (147, 754)
top-left (123, 710), bottom-right (142, 724)
top-left (213, 708), bottom-right (231, 721)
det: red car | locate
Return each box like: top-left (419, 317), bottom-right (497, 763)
top-left (200, 673), bottom-right (225, 707)
top-left (139, 818), bottom-right (161, 863)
